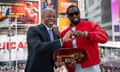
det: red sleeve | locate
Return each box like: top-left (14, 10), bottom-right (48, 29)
top-left (88, 21), bottom-right (108, 43)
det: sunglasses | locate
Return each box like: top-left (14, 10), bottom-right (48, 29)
top-left (68, 11), bottom-right (79, 17)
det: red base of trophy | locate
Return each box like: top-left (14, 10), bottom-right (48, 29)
top-left (53, 48), bottom-right (88, 72)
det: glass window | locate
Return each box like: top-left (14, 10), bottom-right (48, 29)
top-left (115, 36), bottom-right (120, 41)
top-left (114, 25), bottom-right (120, 32)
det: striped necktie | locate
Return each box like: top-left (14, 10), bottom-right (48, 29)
top-left (48, 29), bottom-right (54, 41)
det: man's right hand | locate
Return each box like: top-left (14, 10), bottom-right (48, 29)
top-left (62, 31), bottom-right (72, 42)
top-left (55, 62), bottom-right (68, 72)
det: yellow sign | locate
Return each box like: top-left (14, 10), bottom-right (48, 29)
top-left (59, 17), bottom-right (70, 32)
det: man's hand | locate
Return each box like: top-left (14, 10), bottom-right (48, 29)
top-left (72, 30), bottom-right (88, 38)
top-left (72, 30), bottom-right (84, 37)
top-left (62, 31), bottom-right (72, 42)
top-left (68, 61), bottom-right (76, 68)
top-left (55, 62), bottom-right (65, 67)
top-left (54, 62), bottom-right (68, 72)
top-left (55, 61), bottom-right (76, 68)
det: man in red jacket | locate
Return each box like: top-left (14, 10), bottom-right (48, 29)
top-left (60, 5), bottom-right (108, 72)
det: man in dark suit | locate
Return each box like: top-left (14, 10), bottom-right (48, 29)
top-left (25, 8), bottom-right (72, 72)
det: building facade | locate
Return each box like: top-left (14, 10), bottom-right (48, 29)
top-left (85, 0), bottom-right (120, 41)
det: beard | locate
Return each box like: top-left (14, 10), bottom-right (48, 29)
top-left (71, 18), bottom-right (80, 26)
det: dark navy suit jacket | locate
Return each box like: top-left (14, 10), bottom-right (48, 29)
top-left (25, 24), bottom-right (62, 72)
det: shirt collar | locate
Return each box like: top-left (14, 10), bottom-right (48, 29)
top-left (43, 24), bottom-right (52, 31)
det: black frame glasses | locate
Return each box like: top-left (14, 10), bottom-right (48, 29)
top-left (68, 11), bottom-right (79, 17)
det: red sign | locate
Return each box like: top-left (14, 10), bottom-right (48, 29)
top-left (0, 41), bottom-right (27, 49)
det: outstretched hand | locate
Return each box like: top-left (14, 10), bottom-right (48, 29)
top-left (62, 31), bottom-right (72, 42)
top-left (72, 30), bottom-right (85, 38)
top-left (54, 62), bottom-right (68, 72)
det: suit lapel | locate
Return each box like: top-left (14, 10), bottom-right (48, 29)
top-left (39, 24), bottom-right (59, 41)
top-left (39, 24), bottom-right (50, 41)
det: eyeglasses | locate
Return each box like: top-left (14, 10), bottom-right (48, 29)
top-left (68, 11), bottom-right (79, 17)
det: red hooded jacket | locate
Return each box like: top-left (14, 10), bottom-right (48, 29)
top-left (60, 20), bottom-right (108, 72)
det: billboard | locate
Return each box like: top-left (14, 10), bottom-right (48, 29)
top-left (59, 17), bottom-right (70, 32)
top-left (0, 35), bottom-right (27, 61)
top-left (58, 0), bottom-right (77, 14)
top-left (41, 0), bottom-right (57, 9)
top-left (0, 1), bottom-right (40, 27)
top-left (111, 0), bottom-right (120, 41)
top-left (111, 0), bottom-right (120, 24)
